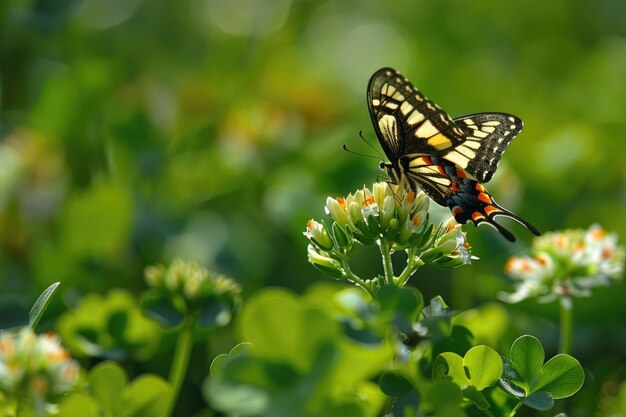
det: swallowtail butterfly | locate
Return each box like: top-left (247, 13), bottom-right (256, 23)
top-left (368, 67), bottom-right (540, 242)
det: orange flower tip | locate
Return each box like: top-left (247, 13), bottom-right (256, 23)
top-left (535, 255), bottom-right (547, 265)
top-left (337, 198), bottom-right (346, 208)
top-left (520, 260), bottom-right (532, 272)
top-left (455, 168), bottom-right (467, 179)
top-left (31, 377), bottom-right (49, 394)
top-left (306, 219), bottom-right (314, 230)
top-left (504, 258), bottom-right (515, 273)
top-left (463, 241), bottom-right (470, 248)
top-left (591, 228), bottom-right (606, 239)
top-left (407, 190), bottom-right (415, 203)
top-left (363, 196), bottom-right (375, 206)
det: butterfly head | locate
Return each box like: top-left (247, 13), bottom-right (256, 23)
top-left (379, 161), bottom-right (404, 186)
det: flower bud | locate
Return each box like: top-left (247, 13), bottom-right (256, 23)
top-left (305, 219), bottom-right (334, 250)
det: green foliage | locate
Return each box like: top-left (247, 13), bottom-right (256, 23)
top-left (28, 282), bottom-right (60, 330)
top-left (58, 362), bottom-right (173, 417)
top-left (205, 288), bottom-right (392, 417)
top-left (56, 290), bottom-right (161, 361)
top-left (498, 335), bottom-right (585, 411)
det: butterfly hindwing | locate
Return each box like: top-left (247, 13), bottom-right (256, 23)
top-left (445, 113), bottom-right (523, 183)
top-left (399, 155), bottom-right (540, 242)
top-left (367, 67), bottom-right (466, 160)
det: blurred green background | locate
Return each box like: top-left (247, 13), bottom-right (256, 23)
top-left (1, 0), bottom-right (625, 415)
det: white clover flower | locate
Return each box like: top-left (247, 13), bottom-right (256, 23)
top-left (0, 328), bottom-right (79, 412)
top-left (500, 224), bottom-right (624, 303)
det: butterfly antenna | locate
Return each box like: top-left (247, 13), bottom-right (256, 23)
top-left (358, 130), bottom-right (386, 161)
top-left (342, 144), bottom-right (383, 161)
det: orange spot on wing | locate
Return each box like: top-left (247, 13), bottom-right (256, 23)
top-left (477, 192), bottom-right (492, 204)
top-left (484, 205), bottom-right (499, 216)
top-left (475, 183), bottom-right (485, 192)
top-left (452, 206), bottom-right (464, 217)
top-left (422, 156), bottom-right (432, 165)
top-left (455, 168), bottom-right (466, 178)
top-left (436, 165), bottom-right (446, 175)
top-left (451, 181), bottom-right (460, 192)
top-left (471, 212), bottom-right (485, 222)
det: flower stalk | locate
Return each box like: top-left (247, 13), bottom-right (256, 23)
top-left (559, 296), bottom-right (573, 355)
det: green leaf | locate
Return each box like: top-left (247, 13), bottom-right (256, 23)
top-left (376, 285), bottom-right (423, 333)
top-left (536, 354), bottom-right (585, 399)
top-left (311, 262), bottom-right (344, 279)
top-left (28, 281), bottom-right (60, 330)
top-left (522, 391), bottom-right (554, 410)
top-left (197, 301), bottom-right (233, 328)
top-left (510, 335), bottom-right (544, 391)
top-left (57, 393), bottom-right (101, 417)
top-left (238, 289), bottom-right (339, 372)
top-left (393, 390), bottom-right (420, 417)
top-left (332, 222), bottom-right (351, 248)
top-left (141, 291), bottom-right (185, 328)
top-left (120, 375), bottom-right (173, 417)
top-left (89, 362), bottom-right (128, 416)
top-left (433, 352), bottom-right (469, 387)
top-left (379, 371), bottom-right (413, 396)
top-left (464, 345), bottom-right (503, 390)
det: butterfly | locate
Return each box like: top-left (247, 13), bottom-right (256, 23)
top-left (367, 67), bottom-right (540, 242)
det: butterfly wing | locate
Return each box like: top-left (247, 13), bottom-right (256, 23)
top-left (367, 67), bottom-right (466, 162)
top-left (443, 113), bottom-right (523, 183)
top-left (400, 154), bottom-right (540, 242)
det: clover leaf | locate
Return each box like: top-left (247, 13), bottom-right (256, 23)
top-left (433, 345), bottom-right (502, 410)
top-left (498, 335), bottom-right (584, 411)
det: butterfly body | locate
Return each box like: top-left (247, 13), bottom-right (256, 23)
top-left (368, 67), bottom-right (539, 242)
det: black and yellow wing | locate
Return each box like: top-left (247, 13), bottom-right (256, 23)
top-left (444, 113), bottom-right (523, 183)
top-left (368, 68), bottom-right (523, 184)
top-left (367, 67), bottom-right (466, 162)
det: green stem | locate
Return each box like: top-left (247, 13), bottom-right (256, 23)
top-left (508, 402), bottom-right (523, 417)
top-left (338, 253), bottom-right (374, 297)
top-left (481, 408), bottom-right (497, 417)
top-left (379, 239), bottom-right (395, 285)
top-left (559, 296), bottom-right (573, 355)
top-left (166, 316), bottom-right (195, 417)
top-left (395, 247), bottom-right (425, 286)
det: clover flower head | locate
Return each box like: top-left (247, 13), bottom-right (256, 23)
top-left (144, 258), bottom-right (242, 313)
top-left (500, 224), bottom-right (624, 303)
top-left (0, 328), bottom-right (79, 414)
top-left (305, 182), bottom-right (474, 291)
